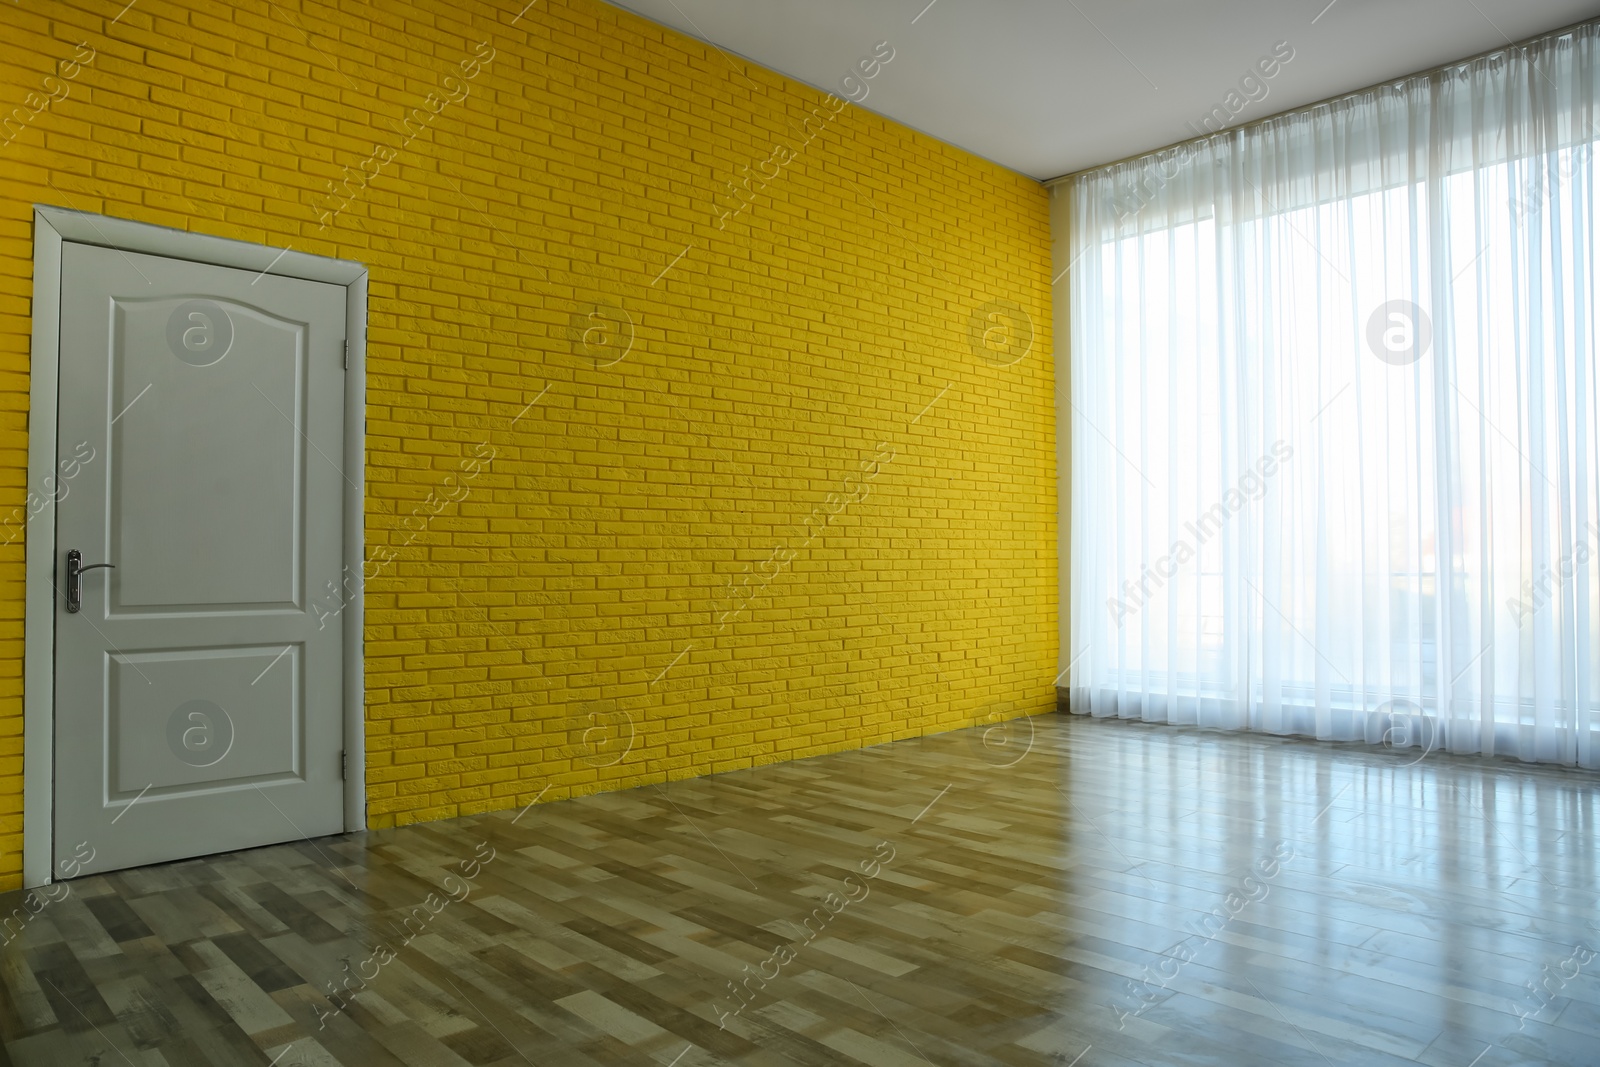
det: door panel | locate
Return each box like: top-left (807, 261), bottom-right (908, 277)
top-left (108, 644), bottom-right (300, 797)
top-left (108, 296), bottom-right (306, 613)
top-left (54, 242), bottom-right (347, 876)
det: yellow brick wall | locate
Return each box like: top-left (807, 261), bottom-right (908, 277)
top-left (0, 0), bottom-right (1055, 888)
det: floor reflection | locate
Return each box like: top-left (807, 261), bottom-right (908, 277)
top-left (0, 714), bottom-right (1594, 1065)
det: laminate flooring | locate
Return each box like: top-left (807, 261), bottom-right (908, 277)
top-left (1, 713), bottom-right (1597, 1066)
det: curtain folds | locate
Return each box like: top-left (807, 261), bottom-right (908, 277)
top-left (1067, 21), bottom-right (1600, 768)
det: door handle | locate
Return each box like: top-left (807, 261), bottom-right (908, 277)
top-left (65, 549), bottom-right (115, 614)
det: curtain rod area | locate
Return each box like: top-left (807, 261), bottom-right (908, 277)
top-left (1042, 13), bottom-right (1600, 188)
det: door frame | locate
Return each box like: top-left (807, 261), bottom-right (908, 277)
top-left (22, 206), bottom-right (368, 888)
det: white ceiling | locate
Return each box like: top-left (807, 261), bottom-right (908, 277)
top-left (606, 0), bottom-right (1600, 180)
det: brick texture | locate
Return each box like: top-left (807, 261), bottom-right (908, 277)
top-left (0, 0), bottom-right (1056, 888)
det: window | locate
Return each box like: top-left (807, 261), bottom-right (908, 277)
top-left (1066, 30), bottom-right (1600, 767)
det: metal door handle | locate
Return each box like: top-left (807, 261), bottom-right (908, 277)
top-left (65, 549), bottom-right (115, 613)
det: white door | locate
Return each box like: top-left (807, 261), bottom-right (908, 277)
top-left (52, 241), bottom-right (348, 875)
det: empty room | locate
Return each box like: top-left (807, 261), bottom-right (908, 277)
top-left (0, 0), bottom-right (1597, 1064)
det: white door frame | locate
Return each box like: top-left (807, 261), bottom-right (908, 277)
top-left (23, 206), bottom-right (368, 888)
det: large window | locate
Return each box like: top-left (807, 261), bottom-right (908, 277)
top-left (1066, 24), bottom-right (1600, 767)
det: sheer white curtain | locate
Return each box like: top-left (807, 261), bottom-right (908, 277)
top-left (1066, 22), bottom-right (1600, 767)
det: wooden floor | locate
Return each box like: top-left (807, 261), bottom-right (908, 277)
top-left (2, 713), bottom-right (1598, 1066)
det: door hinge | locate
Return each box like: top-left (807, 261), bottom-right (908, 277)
top-left (341, 750), bottom-right (347, 779)
top-left (343, 341), bottom-right (348, 371)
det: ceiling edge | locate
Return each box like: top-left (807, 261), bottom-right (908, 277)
top-left (1042, 11), bottom-right (1600, 186)
top-left (595, 0), bottom-right (1047, 185)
